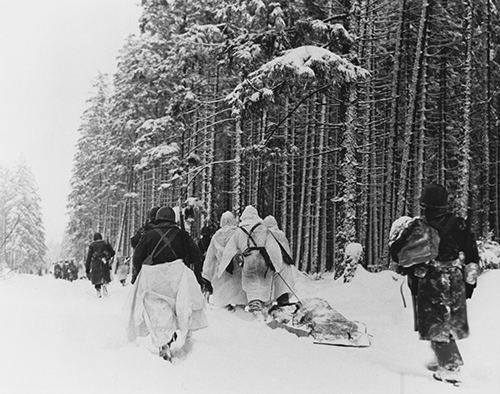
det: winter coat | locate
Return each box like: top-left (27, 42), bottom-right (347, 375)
top-left (390, 211), bottom-right (479, 341)
top-left (85, 240), bottom-right (115, 286)
top-left (219, 206), bottom-right (284, 302)
top-left (202, 212), bottom-right (247, 306)
top-left (263, 215), bottom-right (292, 259)
top-left (132, 220), bottom-right (203, 285)
top-left (262, 215), bottom-right (296, 299)
top-left (126, 260), bottom-right (207, 347)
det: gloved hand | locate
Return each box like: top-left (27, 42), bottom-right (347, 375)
top-left (200, 278), bottom-right (213, 295)
top-left (464, 263), bottom-right (479, 284)
top-left (225, 261), bottom-right (235, 275)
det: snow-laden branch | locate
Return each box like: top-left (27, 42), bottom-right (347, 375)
top-left (228, 45), bottom-right (369, 116)
top-left (135, 142), bottom-right (180, 171)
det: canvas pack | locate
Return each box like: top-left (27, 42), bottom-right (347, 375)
top-left (397, 218), bottom-right (440, 267)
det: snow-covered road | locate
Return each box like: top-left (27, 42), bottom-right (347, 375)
top-left (0, 268), bottom-right (498, 394)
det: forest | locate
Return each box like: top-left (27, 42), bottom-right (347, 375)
top-left (65, 0), bottom-right (500, 275)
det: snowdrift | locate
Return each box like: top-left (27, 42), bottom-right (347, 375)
top-left (0, 267), bottom-right (498, 394)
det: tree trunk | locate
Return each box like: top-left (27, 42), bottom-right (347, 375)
top-left (457, 0), bottom-right (473, 218)
top-left (414, 50), bottom-right (427, 216)
top-left (395, 0), bottom-right (430, 218)
top-left (295, 104), bottom-right (311, 270)
top-left (312, 94), bottom-right (326, 272)
top-left (337, 83), bottom-right (358, 281)
top-left (482, 0), bottom-right (492, 237)
top-left (233, 117), bottom-right (242, 215)
top-left (382, 0), bottom-right (406, 264)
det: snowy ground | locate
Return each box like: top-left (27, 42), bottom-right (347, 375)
top-left (0, 267), bottom-right (499, 394)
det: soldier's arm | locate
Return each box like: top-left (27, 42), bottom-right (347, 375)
top-left (132, 235), bottom-right (148, 284)
top-left (85, 245), bottom-right (93, 273)
top-left (130, 228), bottom-right (143, 249)
top-left (465, 231), bottom-right (480, 265)
top-left (182, 230), bottom-right (203, 283)
top-left (107, 243), bottom-right (116, 259)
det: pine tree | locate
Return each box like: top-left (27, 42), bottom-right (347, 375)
top-left (0, 162), bottom-right (47, 273)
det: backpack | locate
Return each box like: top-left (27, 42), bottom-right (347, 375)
top-left (236, 223), bottom-right (276, 272)
top-left (396, 218), bottom-right (440, 267)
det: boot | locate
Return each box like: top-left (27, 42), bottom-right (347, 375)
top-left (433, 366), bottom-right (461, 386)
top-left (102, 284), bottom-right (108, 297)
top-left (159, 344), bottom-right (172, 362)
top-left (276, 292), bottom-right (291, 306)
top-left (246, 299), bottom-right (264, 313)
top-left (96, 288), bottom-right (102, 298)
top-left (425, 357), bottom-right (439, 371)
top-left (159, 332), bottom-right (177, 362)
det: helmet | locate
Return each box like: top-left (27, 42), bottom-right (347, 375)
top-left (420, 183), bottom-right (448, 209)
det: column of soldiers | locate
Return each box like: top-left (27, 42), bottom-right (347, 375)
top-left (125, 204), bottom-right (296, 362)
top-left (53, 260), bottom-right (80, 281)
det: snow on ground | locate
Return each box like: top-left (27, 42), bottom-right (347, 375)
top-left (0, 267), bottom-right (499, 394)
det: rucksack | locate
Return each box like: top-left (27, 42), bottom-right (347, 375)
top-left (237, 223), bottom-right (276, 272)
top-left (396, 218), bottom-right (440, 267)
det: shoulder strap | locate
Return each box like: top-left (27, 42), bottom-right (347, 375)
top-left (151, 227), bottom-right (177, 259)
top-left (268, 231), bottom-right (294, 265)
top-left (239, 222), bottom-right (262, 248)
top-left (149, 228), bottom-right (175, 260)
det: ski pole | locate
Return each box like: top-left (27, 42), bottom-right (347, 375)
top-left (274, 271), bottom-right (303, 305)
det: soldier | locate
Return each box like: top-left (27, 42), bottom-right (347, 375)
top-left (85, 233), bottom-right (115, 297)
top-left (262, 215), bottom-right (296, 305)
top-left (126, 206), bottom-right (208, 362)
top-left (114, 255), bottom-right (130, 286)
top-left (390, 183), bottom-right (480, 386)
top-left (218, 206), bottom-right (287, 313)
top-left (202, 211), bottom-right (245, 307)
top-left (54, 262), bottom-right (62, 279)
top-left (130, 206), bottom-right (159, 249)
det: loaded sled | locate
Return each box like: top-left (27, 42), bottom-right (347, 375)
top-left (227, 297), bottom-right (372, 348)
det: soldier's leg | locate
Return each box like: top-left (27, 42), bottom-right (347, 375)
top-left (94, 284), bottom-right (102, 298)
top-left (431, 338), bottom-right (464, 370)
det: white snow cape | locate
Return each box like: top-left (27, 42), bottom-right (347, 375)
top-left (217, 206), bottom-right (291, 303)
top-left (202, 222), bottom-right (247, 307)
top-left (125, 260), bottom-right (207, 347)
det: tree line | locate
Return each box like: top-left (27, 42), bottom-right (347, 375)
top-left (66, 0), bottom-right (500, 274)
top-left (0, 161), bottom-right (46, 273)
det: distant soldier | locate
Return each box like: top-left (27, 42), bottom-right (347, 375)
top-left (115, 255), bottom-right (130, 286)
top-left (198, 222), bottom-right (218, 259)
top-left (85, 233), bottom-right (115, 298)
top-left (54, 262), bottom-right (62, 279)
top-left (61, 261), bottom-right (70, 280)
top-left (130, 206), bottom-right (160, 249)
top-left (68, 260), bottom-right (78, 281)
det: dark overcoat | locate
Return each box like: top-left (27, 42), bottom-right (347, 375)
top-left (391, 210), bottom-right (479, 341)
top-left (132, 220), bottom-right (203, 285)
top-left (85, 240), bottom-right (115, 285)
